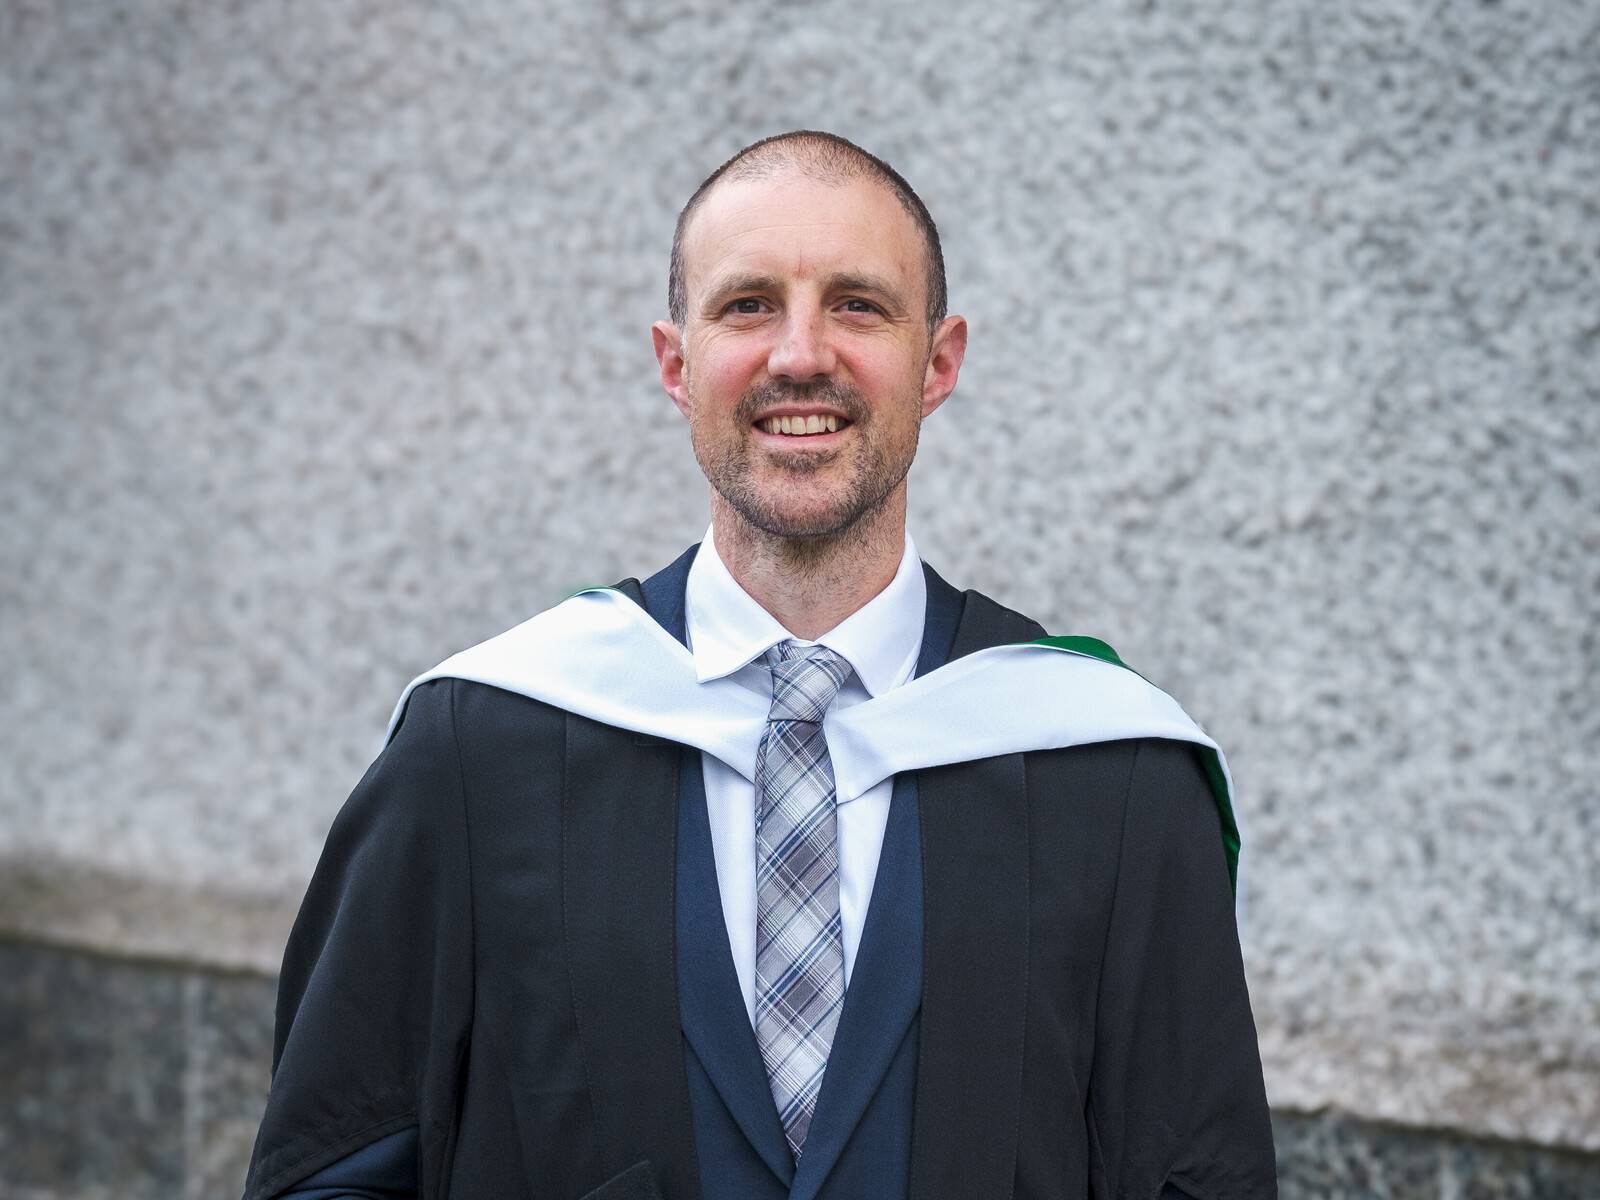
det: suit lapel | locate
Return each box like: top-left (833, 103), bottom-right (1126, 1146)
top-left (641, 547), bottom-right (794, 1189)
top-left (676, 749), bottom-right (796, 1188)
top-left (907, 582), bottom-right (1041, 1200)
top-left (786, 771), bottom-right (922, 1200)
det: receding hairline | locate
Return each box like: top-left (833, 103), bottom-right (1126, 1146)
top-left (667, 131), bottom-right (947, 333)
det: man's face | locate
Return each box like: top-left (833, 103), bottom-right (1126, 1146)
top-left (653, 171), bottom-right (965, 540)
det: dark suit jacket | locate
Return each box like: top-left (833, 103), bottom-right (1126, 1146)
top-left (243, 550), bottom-right (1275, 1199)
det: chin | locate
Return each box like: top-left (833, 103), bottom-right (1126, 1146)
top-left (701, 435), bottom-right (906, 542)
top-left (728, 482), bottom-right (890, 542)
top-left (755, 514), bottom-right (858, 541)
top-left (741, 502), bottom-right (852, 541)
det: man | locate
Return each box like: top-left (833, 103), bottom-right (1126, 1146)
top-left (244, 131), bottom-right (1275, 1200)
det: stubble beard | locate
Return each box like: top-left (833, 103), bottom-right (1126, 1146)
top-left (693, 378), bottom-right (920, 544)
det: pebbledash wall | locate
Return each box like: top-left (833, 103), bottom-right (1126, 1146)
top-left (2, 1), bottom-right (1596, 1196)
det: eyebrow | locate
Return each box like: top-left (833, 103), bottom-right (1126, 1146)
top-left (699, 271), bottom-right (910, 316)
top-left (825, 273), bottom-right (907, 311)
top-left (700, 273), bottom-right (782, 314)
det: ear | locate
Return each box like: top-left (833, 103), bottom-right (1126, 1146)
top-left (652, 321), bottom-right (691, 417)
top-left (920, 314), bottom-right (968, 418)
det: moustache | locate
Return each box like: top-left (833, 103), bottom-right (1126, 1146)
top-left (734, 380), bottom-right (869, 426)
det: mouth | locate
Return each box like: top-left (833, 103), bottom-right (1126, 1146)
top-left (752, 411), bottom-right (853, 438)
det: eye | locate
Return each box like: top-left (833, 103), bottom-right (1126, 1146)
top-left (725, 297), bottom-right (767, 315)
top-left (841, 298), bottom-right (880, 315)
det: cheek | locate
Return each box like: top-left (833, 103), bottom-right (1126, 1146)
top-left (848, 341), bottom-right (922, 391)
top-left (857, 361), bottom-right (927, 426)
top-left (690, 340), bottom-right (767, 406)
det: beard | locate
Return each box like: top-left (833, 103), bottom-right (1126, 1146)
top-left (692, 378), bottom-right (920, 541)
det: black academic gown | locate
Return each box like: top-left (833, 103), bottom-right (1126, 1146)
top-left (243, 551), bottom-right (1276, 1199)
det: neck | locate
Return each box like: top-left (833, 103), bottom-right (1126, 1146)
top-left (710, 489), bottom-right (908, 641)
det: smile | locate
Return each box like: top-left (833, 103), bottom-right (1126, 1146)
top-left (756, 414), bottom-right (848, 436)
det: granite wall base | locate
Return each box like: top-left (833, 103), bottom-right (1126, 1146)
top-left (3, 940), bottom-right (1596, 1200)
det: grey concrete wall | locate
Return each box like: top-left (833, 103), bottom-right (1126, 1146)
top-left (4, 0), bottom-right (1597, 1178)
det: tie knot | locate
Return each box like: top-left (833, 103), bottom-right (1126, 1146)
top-left (763, 642), bottom-right (852, 723)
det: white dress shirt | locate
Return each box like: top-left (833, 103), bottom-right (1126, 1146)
top-left (685, 526), bottom-right (927, 1026)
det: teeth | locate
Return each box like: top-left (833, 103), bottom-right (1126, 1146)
top-left (759, 415), bottom-right (844, 435)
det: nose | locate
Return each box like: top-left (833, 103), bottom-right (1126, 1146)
top-left (766, 308), bottom-right (838, 382)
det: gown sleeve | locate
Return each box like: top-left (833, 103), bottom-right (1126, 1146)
top-left (271, 1126), bottom-right (418, 1198)
top-left (1087, 739), bottom-right (1278, 1199)
top-left (242, 680), bottom-right (474, 1200)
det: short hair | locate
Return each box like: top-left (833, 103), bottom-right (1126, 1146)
top-left (667, 130), bottom-right (947, 335)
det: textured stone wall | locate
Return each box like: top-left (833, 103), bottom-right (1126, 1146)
top-left (4, 0), bottom-right (1597, 1182)
top-left (8, 941), bottom-right (1600, 1200)
top-left (9, 941), bottom-right (1597, 1200)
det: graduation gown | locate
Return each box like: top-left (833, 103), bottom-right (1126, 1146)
top-left (242, 553), bottom-right (1276, 1199)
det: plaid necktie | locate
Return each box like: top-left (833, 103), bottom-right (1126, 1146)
top-left (754, 640), bottom-right (853, 1160)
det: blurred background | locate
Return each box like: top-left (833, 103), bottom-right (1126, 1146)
top-left (2, 1), bottom-right (1597, 1196)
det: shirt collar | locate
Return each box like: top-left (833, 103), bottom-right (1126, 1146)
top-left (685, 525), bottom-right (927, 697)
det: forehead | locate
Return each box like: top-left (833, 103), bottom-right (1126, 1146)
top-left (681, 171), bottom-right (924, 303)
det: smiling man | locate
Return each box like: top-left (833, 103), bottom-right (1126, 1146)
top-left (244, 132), bottom-right (1276, 1200)
top-left (651, 146), bottom-right (966, 641)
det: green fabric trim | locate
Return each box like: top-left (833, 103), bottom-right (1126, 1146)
top-left (1028, 634), bottom-right (1126, 668)
top-left (1198, 746), bottom-right (1242, 892)
top-left (1027, 635), bottom-right (1240, 893)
